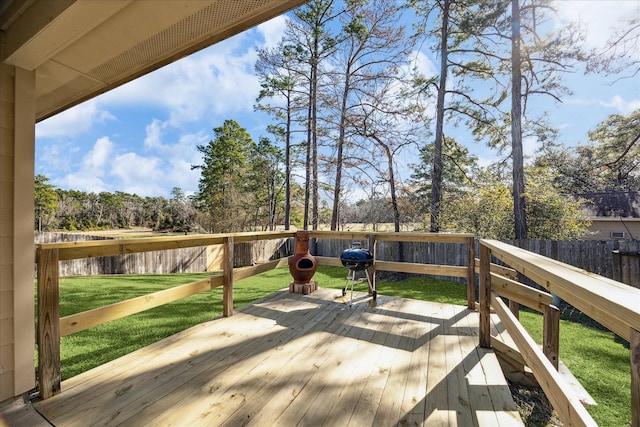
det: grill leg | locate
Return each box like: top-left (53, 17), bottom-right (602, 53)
top-left (349, 269), bottom-right (356, 307)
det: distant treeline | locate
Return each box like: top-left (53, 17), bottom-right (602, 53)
top-left (35, 177), bottom-right (199, 232)
top-left (34, 175), bottom-right (411, 233)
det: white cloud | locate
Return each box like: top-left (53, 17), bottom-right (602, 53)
top-left (116, 120), bottom-right (207, 196)
top-left (57, 136), bottom-right (114, 193)
top-left (35, 100), bottom-right (115, 138)
top-left (409, 49), bottom-right (438, 79)
top-left (566, 94), bottom-right (640, 115)
top-left (555, 0), bottom-right (640, 50)
top-left (111, 152), bottom-right (165, 196)
top-left (83, 136), bottom-right (113, 173)
top-left (600, 95), bottom-right (640, 114)
top-left (97, 29), bottom-right (263, 128)
top-left (523, 134), bottom-right (540, 161)
top-left (53, 128), bottom-right (205, 197)
top-left (144, 119), bottom-right (168, 149)
top-left (61, 174), bottom-right (108, 194)
top-left (37, 141), bottom-right (81, 175)
top-left (257, 15), bottom-right (288, 48)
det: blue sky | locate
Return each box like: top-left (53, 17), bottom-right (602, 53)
top-left (35, 0), bottom-right (640, 200)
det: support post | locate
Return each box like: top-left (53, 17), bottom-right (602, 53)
top-left (479, 244), bottom-right (491, 348)
top-left (368, 234), bottom-right (377, 294)
top-left (222, 236), bottom-right (234, 317)
top-left (631, 328), bottom-right (640, 427)
top-left (37, 248), bottom-right (61, 399)
top-left (543, 304), bottom-right (560, 370)
top-left (466, 237), bottom-right (476, 310)
top-left (509, 300), bottom-right (520, 320)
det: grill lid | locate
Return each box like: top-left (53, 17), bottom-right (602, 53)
top-left (340, 247), bottom-right (373, 270)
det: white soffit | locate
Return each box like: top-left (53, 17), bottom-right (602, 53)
top-left (1, 0), bottom-right (307, 121)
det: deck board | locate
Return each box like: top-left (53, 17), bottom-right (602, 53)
top-left (34, 288), bottom-right (523, 426)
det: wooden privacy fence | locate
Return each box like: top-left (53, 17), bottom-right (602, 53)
top-left (478, 239), bottom-right (640, 427)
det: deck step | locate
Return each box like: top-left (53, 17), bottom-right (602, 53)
top-left (491, 333), bottom-right (596, 407)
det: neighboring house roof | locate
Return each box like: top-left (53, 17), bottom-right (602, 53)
top-left (577, 191), bottom-right (640, 218)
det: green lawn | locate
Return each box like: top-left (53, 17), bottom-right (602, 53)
top-left (519, 310), bottom-right (631, 426)
top-left (44, 266), bottom-right (630, 426)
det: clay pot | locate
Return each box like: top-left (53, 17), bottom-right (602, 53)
top-left (288, 232), bottom-right (317, 284)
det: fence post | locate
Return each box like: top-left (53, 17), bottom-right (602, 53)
top-left (223, 236), bottom-right (234, 317)
top-left (543, 304), bottom-right (560, 370)
top-left (479, 243), bottom-right (491, 348)
top-left (466, 236), bottom-right (476, 310)
top-left (632, 328), bottom-right (640, 427)
top-left (37, 247), bottom-right (61, 399)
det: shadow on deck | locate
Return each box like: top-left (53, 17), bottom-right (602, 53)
top-left (33, 288), bottom-right (523, 426)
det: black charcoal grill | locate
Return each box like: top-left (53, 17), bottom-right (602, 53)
top-left (340, 247), bottom-right (374, 270)
top-left (340, 242), bottom-right (376, 305)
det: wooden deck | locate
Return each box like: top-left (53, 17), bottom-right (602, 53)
top-left (33, 288), bottom-right (523, 426)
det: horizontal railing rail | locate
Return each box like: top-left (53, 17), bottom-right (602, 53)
top-left (479, 239), bottom-right (640, 427)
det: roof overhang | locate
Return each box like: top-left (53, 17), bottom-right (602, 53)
top-left (0, 0), bottom-right (307, 122)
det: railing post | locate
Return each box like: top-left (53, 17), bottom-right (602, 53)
top-left (632, 328), bottom-right (640, 427)
top-left (466, 236), bottom-right (476, 310)
top-left (37, 247), bottom-right (61, 399)
top-left (479, 243), bottom-right (491, 348)
top-left (368, 233), bottom-right (376, 294)
top-left (509, 300), bottom-right (520, 320)
top-left (543, 304), bottom-right (560, 370)
top-left (222, 236), bottom-right (234, 317)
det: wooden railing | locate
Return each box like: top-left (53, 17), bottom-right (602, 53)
top-left (40, 231), bottom-right (640, 425)
top-left (478, 239), bottom-right (640, 427)
top-left (35, 230), bottom-right (476, 400)
top-left (36, 231), bottom-right (295, 399)
top-left (308, 230), bottom-right (477, 309)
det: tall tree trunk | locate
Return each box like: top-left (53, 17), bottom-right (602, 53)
top-left (312, 66), bottom-right (319, 232)
top-left (269, 175), bottom-right (276, 231)
top-left (383, 143), bottom-right (403, 262)
top-left (511, 0), bottom-right (527, 239)
top-left (430, 0), bottom-right (450, 233)
top-left (331, 74), bottom-right (351, 231)
top-left (303, 80), bottom-right (313, 230)
top-left (285, 90), bottom-right (292, 231)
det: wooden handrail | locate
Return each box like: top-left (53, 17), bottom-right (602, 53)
top-left (479, 239), bottom-right (640, 427)
top-left (36, 231), bottom-right (296, 261)
top-left (480, 239), bottom-right (640, 341)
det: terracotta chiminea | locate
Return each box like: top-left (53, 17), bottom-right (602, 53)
top-left (288, 231), bottom-right (317, 295)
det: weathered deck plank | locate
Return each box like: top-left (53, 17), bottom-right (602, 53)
top-left (34, 288), bottom-right (523, 426)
